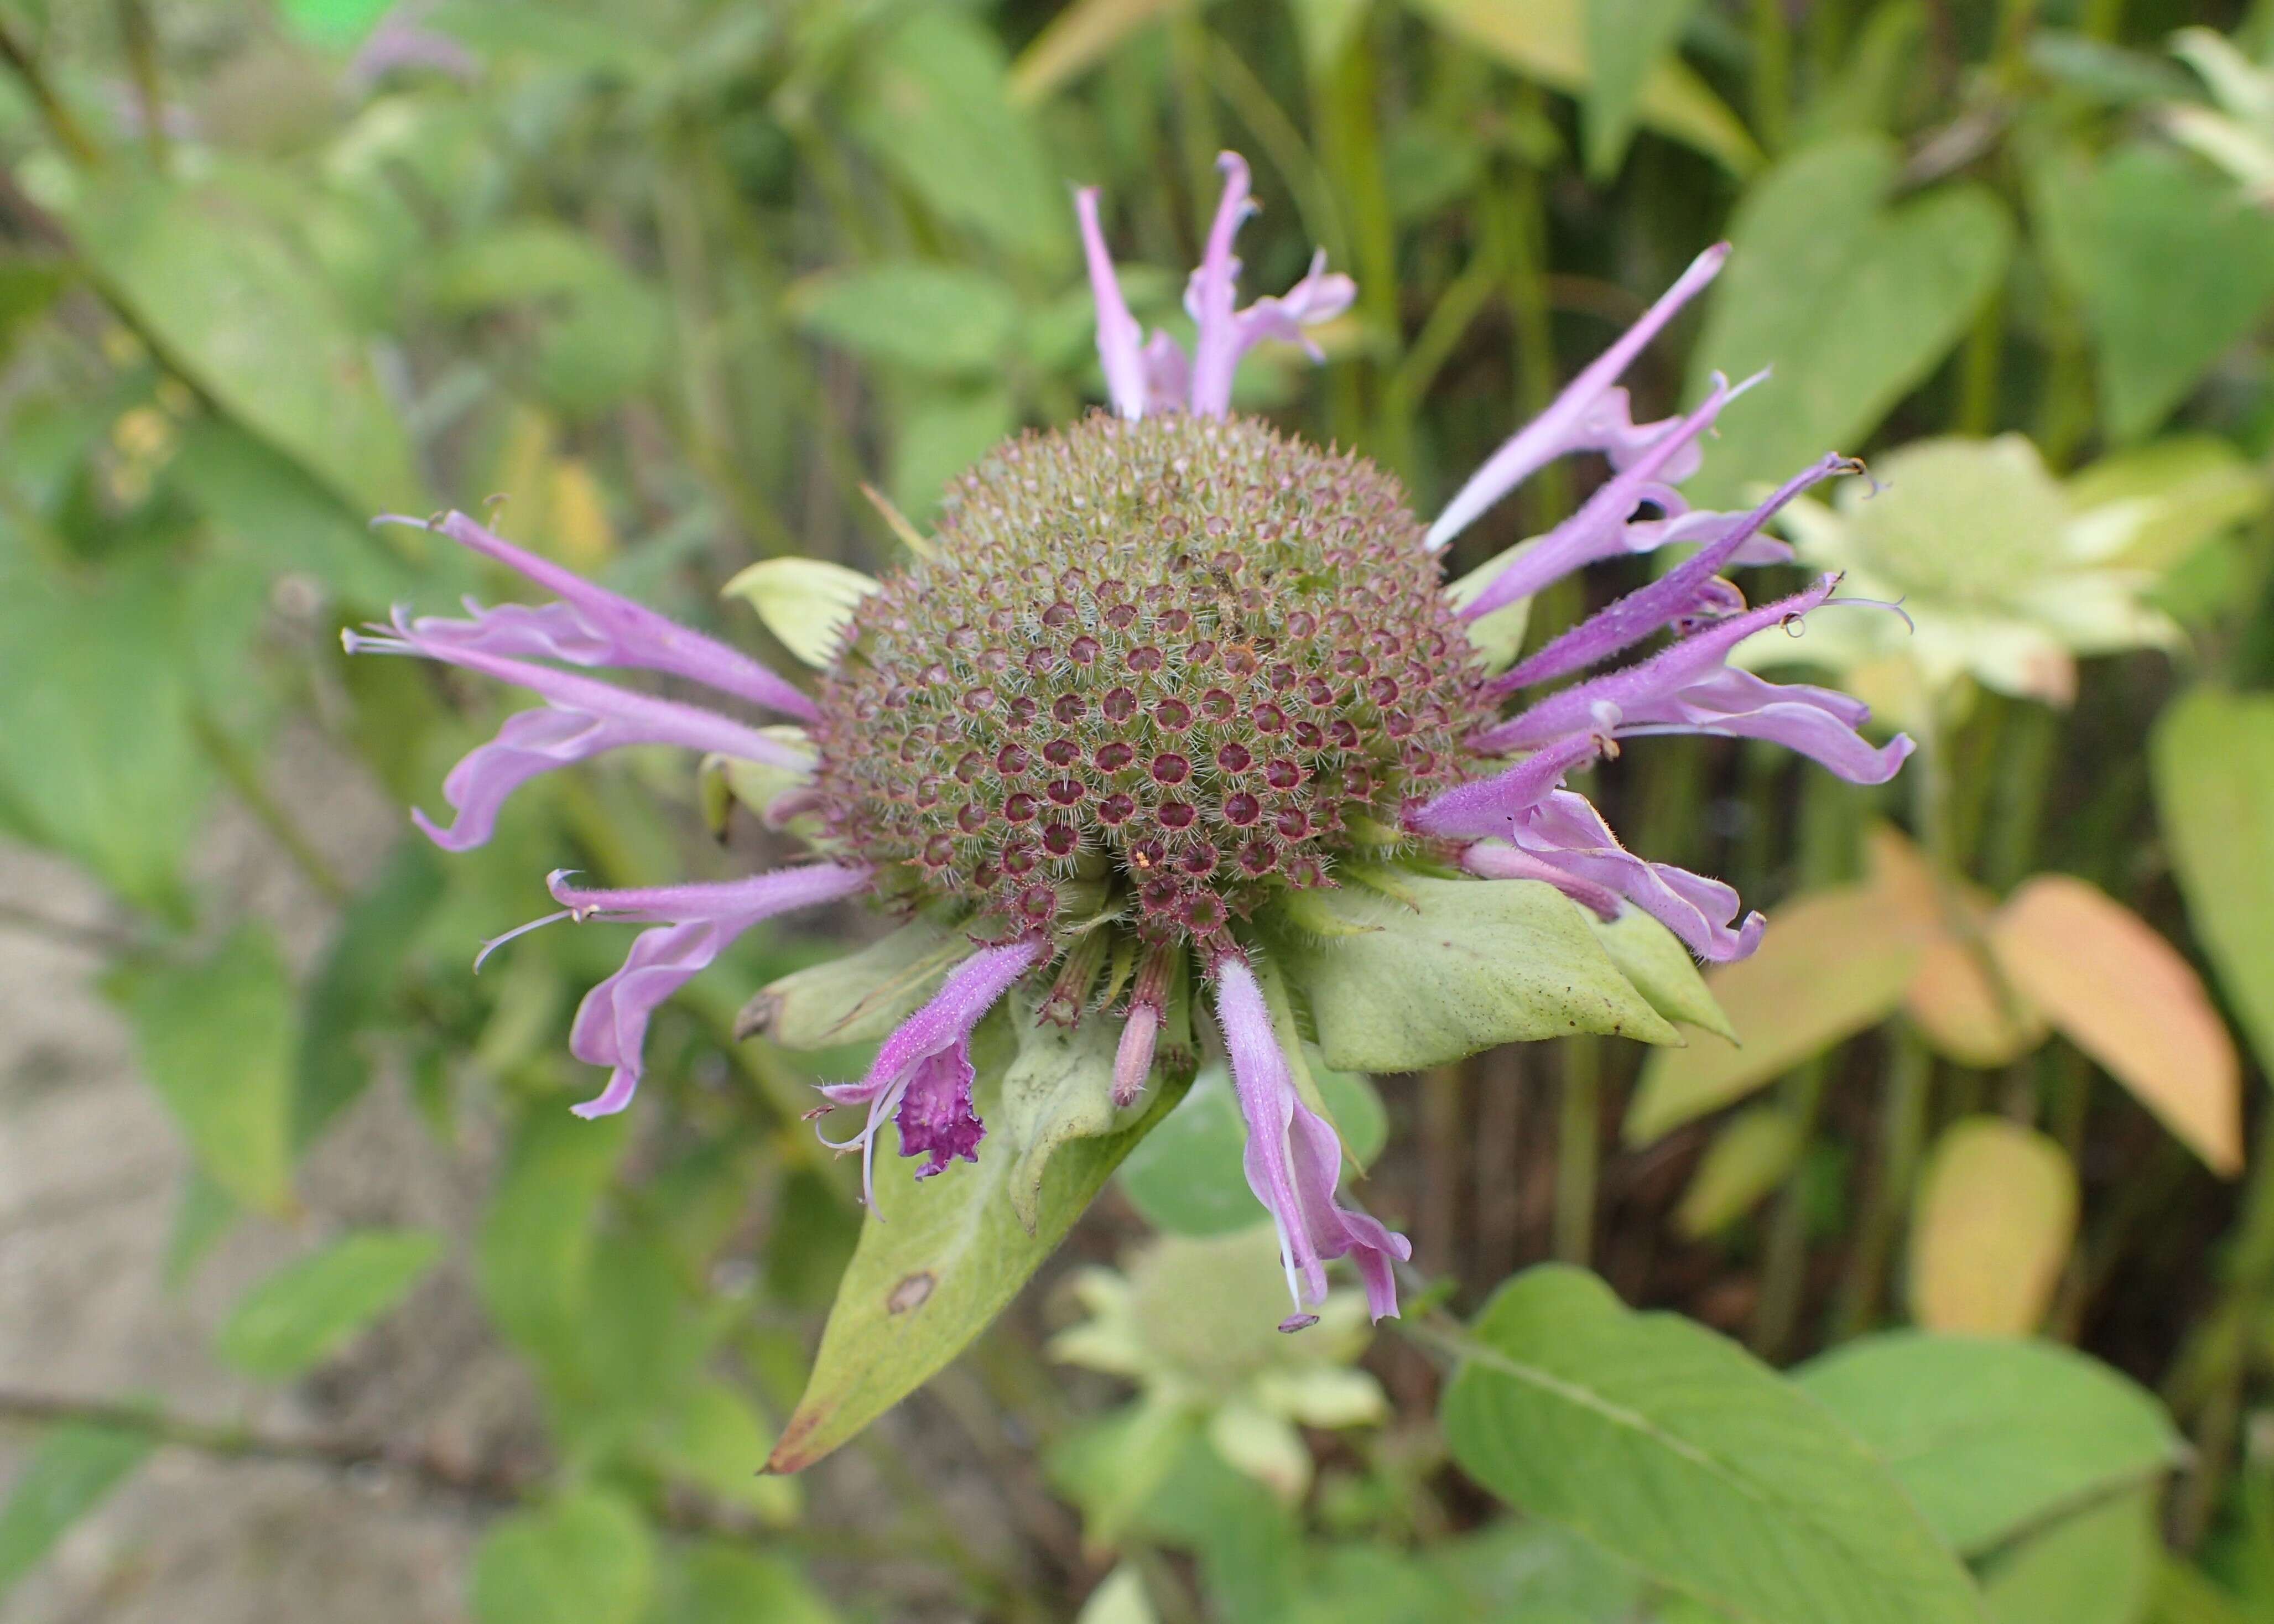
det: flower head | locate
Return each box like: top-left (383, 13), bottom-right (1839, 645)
top-left (352, 151), bottom-right (1911, 1334)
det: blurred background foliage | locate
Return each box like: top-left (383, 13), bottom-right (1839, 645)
top-left (4, 0), bottom-right (2274, 1620)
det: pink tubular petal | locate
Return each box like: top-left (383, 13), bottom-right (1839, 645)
top-left (357, 613), bottom-right (808, 851)
top-left (1615, 668), bottom-right (1916, 785)
top-left (1459, 840), bottom-right (1623, 920)
top-left (1513, 790), bottom-right (1765, 962)
top-left (1487, 454), bottom-right (1850, 693)
top-left (1425, 242), bottom-right (1731, 553)
top-left (1408, 731), bottom-right (1605, 842)
top-left (1141, 332), bottom-right (1192, 414)
top-left (1187, 153), bottom-right (1257, 417)
top-left (1456, 376), bottom-right (1742, 624)
top-left (1112, 1002), bottom-right (1159, 1108)
top-left (560, 861), bottom-right (871, 1119)
top-left (1076, 187), bottom-right (1148, 419)
top-left (1214, 955), bottom-right (1412, 1324)
top-left (375, 511), bottom-right (816, 720)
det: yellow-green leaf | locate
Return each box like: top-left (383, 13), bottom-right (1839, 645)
top-left (721, 557), bottom-right (878, 668)
top-left (1908, 1118), bottom-right (2077, 1337)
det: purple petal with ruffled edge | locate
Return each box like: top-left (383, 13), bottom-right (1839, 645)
top-left (550, 862), bottom-right (872, 1119)
top-left (1505, 790), bottom-right (1765, 961)
top-left (1424, 242), bottom-right (1731, 553)
top-left (1214, 955), bottom-right (1410, 1327)
top-left (1456, 375), bottom-right (1749, 624)
top-left (345, 613), bottom-right (809, 851)
top-left (818, 940), bottom-right (1042, 1206)
top-left (1489, 454), bottom-right (1852, 694)
top-left (1076, 187), bottom-right (1148, 420)
top-left (1614, 667), bottom-right (1916, 784)
top-left (376, 511), bottom-right (816, 721)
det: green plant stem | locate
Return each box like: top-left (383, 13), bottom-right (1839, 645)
top-left (2169, 1112), bottom-right (2274, 1547)
top-left (1314, 26), bottom-right (1402, 470)
top-left (0, 19), bottom-right (100, 167)
top-left (1490, 144), bottom-right (1570, 530)
top-left (1554, 1037), bottom-right (1601, 1266)
top-left (1201, 32), bottom-right (1349, 269)
top-left (1751, 0), bottom-right (1793, 156)
top-left (1751, 1054), bottom-right (1832, 1359)
top-left (1833, 1025), bottom-right (1934, 1337)
top-left (1955, 289), bottom-right (2002, 437)
top-left (191, 710), bottom-right (349, 905)
top-left (1169, 12), bottom-right (1225, 237)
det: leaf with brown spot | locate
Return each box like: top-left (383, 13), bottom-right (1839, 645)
top-left (1988, 876), bottom-right (2242, 1175)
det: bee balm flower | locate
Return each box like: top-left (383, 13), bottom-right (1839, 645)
top-left (352, 151), bottom-right (1911, 1332)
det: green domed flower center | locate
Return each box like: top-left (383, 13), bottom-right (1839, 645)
top-left (810, 412), bottom-right (1495, 944)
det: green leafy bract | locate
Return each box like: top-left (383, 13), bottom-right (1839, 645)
top-left (767, 1051), bottom-right (1193, 1473)
top-left (1442, 1266), bottom-right (1987, 1624)
top-left (217, 1229), bottom-right (446, 1380)
top-left (1276, 876), bottom-right (1679, 1073)
top-left (2152, 687), bottom-right (2274, 1077)
top-left (0, 1423), bottom-right (153, 1602)
top-left (470, 1490), bottom-right (655, 1624)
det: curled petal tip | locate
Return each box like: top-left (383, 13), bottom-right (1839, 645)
top-left (1278, 1314), bottom-right (1321, 1334)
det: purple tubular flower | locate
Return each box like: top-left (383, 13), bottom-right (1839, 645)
top-left (1456, 375), bottom-right (1749, 626)
top-left (1483, 792), bottom-right (1767, 961)
top-left (375, 510), bottom-right (817, 722)
top-left (1112, 1002), bottom-right (1158, 1108)
top-left (1076, 188), bottom-right (1148, 421)
top-left (819, 941), bottom-right (1042, 1206)
top-left (1213, 955), bottom-right (1411, 1328)
top-left (1425, 242), bottom-right (1732, 554)
top-left (550, 862), bottom-right (872, 1119)
top-left (1489, 454), bottom-right (1853, 693)
top-left (1476, 575), bottom-right (1914, 785)
top-left (345, 613), bottom-right (810, 851)
top-left (1458, 840), bottom-right (1623, 920)
top-left (1406, 730), bottom-right (1605, 843)
top-left (1186, 153), bottom-right (1258, 418)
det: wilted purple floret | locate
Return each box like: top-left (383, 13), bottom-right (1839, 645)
top-left (548, 863), bottom-right (872, 1118)
top-left (820, 941), bottom-right (1042, 1205)
top-left (344, 613), bottom-right (809, 851)
top-left (376, 511), bottom-right (817, 722)
top-left (1214, 955), bottom-right (1410, 1327)
top-left (1489, 792), bottom-right (1767, 962)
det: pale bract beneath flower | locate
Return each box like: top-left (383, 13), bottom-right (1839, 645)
top-left (348, 147), bottom-right (1916, 1354)
top-left (1735, 434), bottom-right (2198, 715)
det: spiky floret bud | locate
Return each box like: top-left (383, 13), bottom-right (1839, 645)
top-left (810, 411), bottom-right (1495, 947)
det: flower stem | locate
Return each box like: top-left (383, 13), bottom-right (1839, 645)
top-left (1833, 1023), bottom-right (1934, 1337)
top-left (1554, 1036), bottom-right (1601, 1265)
top-left (191, 709), bottom-right (349, 905)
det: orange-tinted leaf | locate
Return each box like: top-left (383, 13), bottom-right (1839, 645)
top-left (1906, 937), bottom-right (2049, 1068)
top-left (1990, 876), bottom-right (2242, 1175)
top-left (1909, 1118), bottom-right (2078, 1336)
top-left (1625, 886), bottom-right (1923, 1144)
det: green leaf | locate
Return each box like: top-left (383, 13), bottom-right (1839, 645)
top-left (1674, 1106), bottom-right (1804, 1238)
top-left (1278, 876), bottom-right (1678, 1074)
top-left (1118, 1059), bottom-right (1387, 1237)
top-left (1403, 0), bottom-right (1760, 176)
top-left (0, 1424), bottom-right (153, 1601)
top-left (2152, 688), bottom-right (2274, 1079)
top-left (2034, 144), bottom-right (2274, 442)
top-left (0, 561), bottom-right (214, 919)
top-left (170, 417), bottom-right (423, 610)
top-left (1626, 885), bottom-right (1921, 1144)
top-left (1589, 906), bottom-right (1734, 1041)
top-left (658, 1544), bottom-right (842, 1624)
top-left (640, 1380), bottom-right (802, 1526)
top-left (789, 263), bottom-right (1019, 377)
top-left (216, 1229), bottom-right (445, 1381)
top-left (894, 383), bottom-right (1019, 523)
top-left (1011, 0), bottom-right (1194, 102)
top-left (1684, 137), bottom-right (2013, 507)
top-left (1049, 1394), bottom-right (1207, 1555)
top-left (1078, 1563), bottom-right (1163, 1624)
top-left (1442, 1265), bottom-right (1987, 1624)
top-left (1794, 1332), bottom-right (2181, 1557)
top-left (2065, 436), bottom-right (2270, 574)
top-left (1444, 538), bottom-right (1537, 672)
top-left (1981, 1488), bottom-right (2159, 1624)
top-left (1583, 0), bottom-right (1703, 178)
top-left (766, 1059), bottom-right (1193, 1472)
top-left (50, 166), bottom-right (422, 515)
top-left (295, 839), bottom-right (446, 1148)
top-left (476, 1112), bottom-right (631, 1372)
top-left (743, 919), bottom-right (964, 1050)
top-left (845, 7), bottom-right (1073, 266)
top-left (113, 926), bottom-right (296, 1214)
top-left (1128, 1438), bottom-right (1305, 1623)
top-left (470, 1491), bottom-right (654, 1624)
